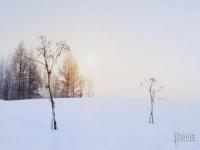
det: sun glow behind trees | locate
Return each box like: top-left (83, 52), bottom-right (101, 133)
top-left (1, 0), bottom-right (200, 99)
top-left (76, 52), bottom-right (98, 75)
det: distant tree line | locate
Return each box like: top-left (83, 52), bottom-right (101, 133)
top-left (0, 41), bottom-right (93, 100)
top-left (59, 53), bottom-right (93, 98)
top-left (0, 42), bottom-right (43, 100)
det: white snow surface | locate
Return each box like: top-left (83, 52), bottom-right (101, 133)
top-left (0, 98), bottom-right (199, 150)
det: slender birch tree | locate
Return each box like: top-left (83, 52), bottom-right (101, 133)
top-left (141, 78), bottom-right (163, 124)
top-left (32, 35), bottom-right (70, 130)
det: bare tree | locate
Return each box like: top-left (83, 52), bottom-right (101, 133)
top-left (32, 35), bottom-right (69, 130)
top-left (0, 57), bottom-right (5, 99)
top-left (4, 43), bottom-right (42, 100)
top-left (27, 52), bottom-right (43, 99)
top-left (77, 75), bottom-right (86, 98)
top-left (10, 42), bottom-right (29, 100)
top-left (3, 67), bottom-right (12, 100)
top-left (141, 78), bottom-right (163, 124)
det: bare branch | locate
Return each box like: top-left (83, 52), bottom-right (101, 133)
top-left (155, 86), bottom-right (164, 95)
top-left (50, 41), bottom-right (70, 71)
top-left (25, 56), bottom-right (45, 66)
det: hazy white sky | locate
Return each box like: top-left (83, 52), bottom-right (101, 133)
top-left (1, 0), bottom-right (200, 99)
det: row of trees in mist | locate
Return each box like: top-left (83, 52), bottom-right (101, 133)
top-left (0, 41), bottom-right (93, 100)
top-left (0, 42), bottom-right (43, 100)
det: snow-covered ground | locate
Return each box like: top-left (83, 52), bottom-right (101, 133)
top-left (0, 98), bottom-right (199, 150)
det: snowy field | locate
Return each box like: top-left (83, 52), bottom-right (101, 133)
top-left (0, 98), bottom-right (199, 150)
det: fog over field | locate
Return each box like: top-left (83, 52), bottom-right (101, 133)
top-left (1, 0), bottom-right (200, 99)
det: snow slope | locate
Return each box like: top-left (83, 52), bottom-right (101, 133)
top-left (0, 98), bottom-right (199, 150)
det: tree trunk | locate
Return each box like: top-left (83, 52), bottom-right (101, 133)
top-left (47, 72), bottom-right (57, 130)
top-left (72, 82), bottom-right (75, 98)
top-left (149, 85), bottom-right (154, 124)
top-left (18, 59), bottom-right (22, 99)
top-left (150, 98), bottom-right (154, 124)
